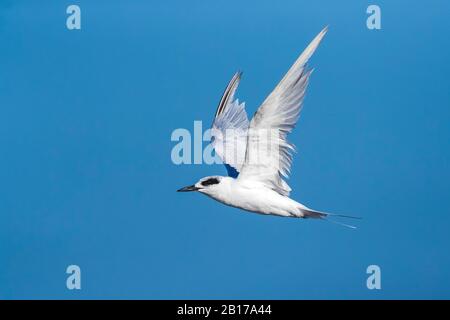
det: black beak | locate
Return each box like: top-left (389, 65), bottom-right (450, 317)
top-left (177, 185), bottom-right (199, 192)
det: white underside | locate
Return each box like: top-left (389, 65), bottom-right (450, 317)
top-left (199, 177), bottom-right (308, 217)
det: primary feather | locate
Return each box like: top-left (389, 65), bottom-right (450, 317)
top-left (238, 27), bottom-right (328, 196)
top-left (211, 71), bottom-right (249, 175)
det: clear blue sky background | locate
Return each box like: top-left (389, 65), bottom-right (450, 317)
top-left (1, 0), bottom-right (449, 299)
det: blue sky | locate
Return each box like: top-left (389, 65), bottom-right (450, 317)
top-left (0, 0), bottom-right (449, 299)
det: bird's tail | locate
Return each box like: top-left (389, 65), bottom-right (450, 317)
top-left (300, 208), bottom-right (361, 229)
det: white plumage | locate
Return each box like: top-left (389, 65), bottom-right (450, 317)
top-left (178, 27), bottom-right (359, 228)
top-left (211, 71), bottom-right (248, 173)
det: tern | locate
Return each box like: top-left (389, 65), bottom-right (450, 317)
top-left (178, 27), bottom-right (359, 228)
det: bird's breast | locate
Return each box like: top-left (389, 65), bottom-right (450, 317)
top-left (211, 182), bottom-right (300, 217)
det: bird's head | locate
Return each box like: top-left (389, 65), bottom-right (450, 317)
top-left (177, 176), bottom-right (224, 197)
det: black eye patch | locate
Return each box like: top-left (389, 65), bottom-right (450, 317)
top-left (201, 178), bottom-right (219, 186)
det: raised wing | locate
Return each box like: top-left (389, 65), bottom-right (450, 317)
top-left (238, 27), bottom-right (328, 195)
top-left (211, 72), bottom-right (249, 177)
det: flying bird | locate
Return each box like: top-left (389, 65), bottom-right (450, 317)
top-left (178, 27), bottom-right (358, 228)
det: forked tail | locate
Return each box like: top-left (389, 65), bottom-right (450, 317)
top-left (301, 208), bottom-right (361, 229)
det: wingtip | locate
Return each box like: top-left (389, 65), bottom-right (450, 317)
top-left (315, 25), bottom-right (328, 42)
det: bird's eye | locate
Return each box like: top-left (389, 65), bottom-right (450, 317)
top-left (201, 178), bottom-right (219, 186)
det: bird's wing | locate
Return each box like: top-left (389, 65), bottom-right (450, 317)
top-left (238, 27), bottom-right (327, 195)
top-left (211, 71), bottom-right (249, 177)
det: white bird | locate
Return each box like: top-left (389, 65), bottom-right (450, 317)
top-left (178, 27), bottom-right (359, 228)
